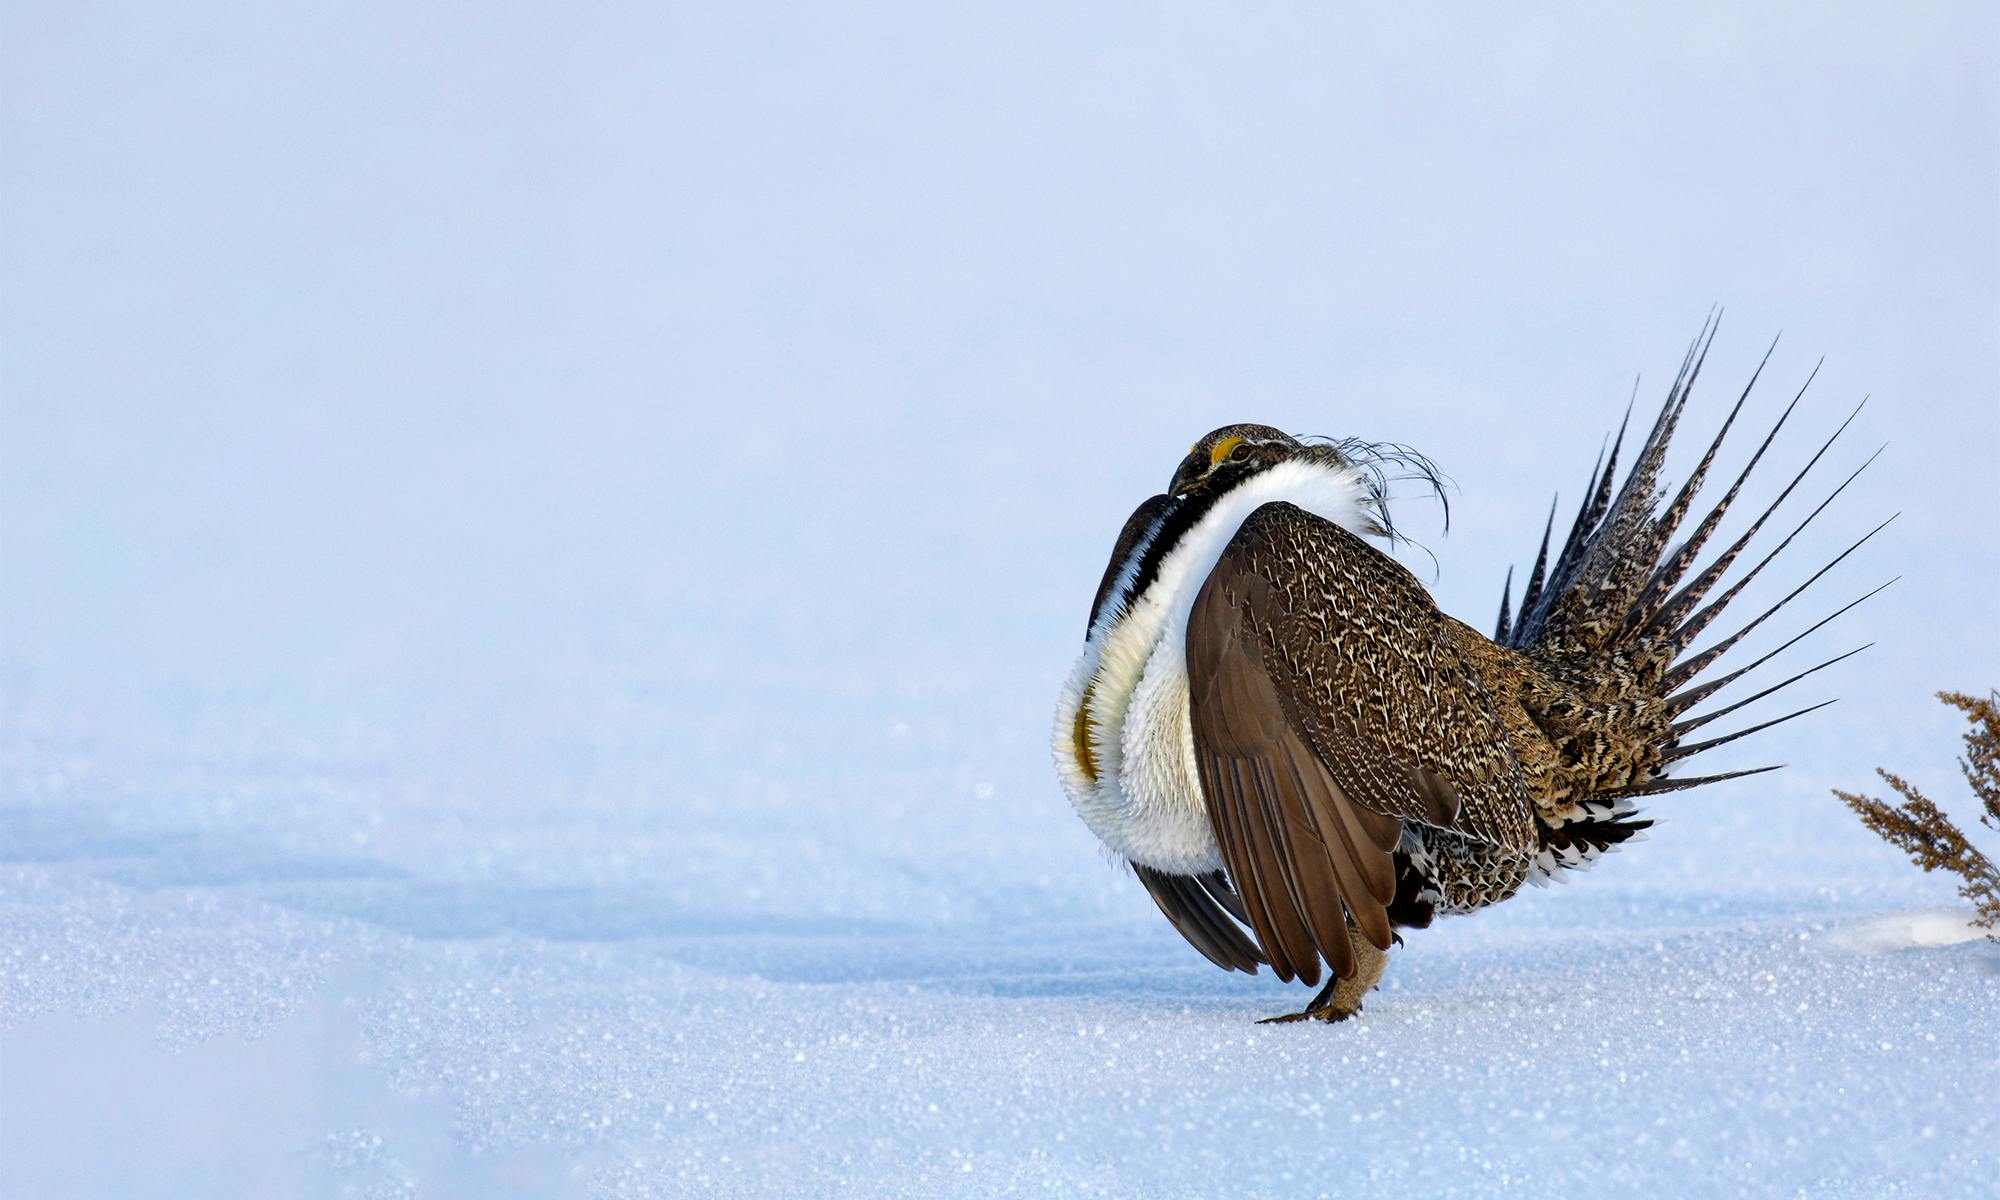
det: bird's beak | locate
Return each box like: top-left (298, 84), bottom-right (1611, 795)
top-left (1167, 455), bottom-right (1204, 497)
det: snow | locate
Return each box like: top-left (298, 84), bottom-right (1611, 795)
top-left (4, 2), bottom-right (1999, 1196)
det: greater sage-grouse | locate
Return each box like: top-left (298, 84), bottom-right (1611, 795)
top-left (1051, 327), bottom-right (1886, 1021)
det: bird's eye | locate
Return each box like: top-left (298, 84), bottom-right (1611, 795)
top-left (1228, 441), bottom-right (1253, 463)
top-left (1207, 436), bottom-right (1248, 469)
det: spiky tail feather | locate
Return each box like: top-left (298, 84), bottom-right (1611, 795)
top-left (1495, 317), bottom-right (1890, 881)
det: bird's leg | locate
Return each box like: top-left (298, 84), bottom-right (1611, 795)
top-left (1259, 928), bottom-right (1389, 1024)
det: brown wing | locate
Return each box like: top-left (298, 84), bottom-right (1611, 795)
top-left (1186, 501), bottom-right (1535, 986)
top-left (1132, 865), bottom-right (1266, 973)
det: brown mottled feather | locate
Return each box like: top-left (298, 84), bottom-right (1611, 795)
top-left (1186, 502), bottom-right (1536, 983)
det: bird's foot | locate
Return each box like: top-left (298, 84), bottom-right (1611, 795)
top-left (1256, 930), bottom-right (1388, 1025)
top-left (1256, 999), bottom-right (1363, 1025)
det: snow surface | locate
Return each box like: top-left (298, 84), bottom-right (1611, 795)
top-left (4, 3), bottom-right (1999, 1197)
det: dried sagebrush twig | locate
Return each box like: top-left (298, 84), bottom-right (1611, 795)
top-left (1834, 690), bottom-right (2000, 938)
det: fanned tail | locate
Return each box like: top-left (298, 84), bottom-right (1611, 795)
top-left (1494, 318), bottom-right (1889, 881)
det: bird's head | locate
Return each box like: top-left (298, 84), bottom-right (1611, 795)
top-left (1164, 424), bottom-right (1449, 544)
top-left (1166, 424), bottom-right (1305, 497)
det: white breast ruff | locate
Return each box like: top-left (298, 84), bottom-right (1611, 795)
top-left (1052, 459), bottom-right (1375, 873)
